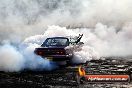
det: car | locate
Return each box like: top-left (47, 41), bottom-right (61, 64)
top-left (34, 34), bottom-right (84, 65)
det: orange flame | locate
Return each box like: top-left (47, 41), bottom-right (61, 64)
top-left (78, 66), bottom-right (85, 76)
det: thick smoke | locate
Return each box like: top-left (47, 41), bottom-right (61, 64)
top-left (25, 25), bottom-right (132, 60)
top-left (0, 42), bottom-right (57, 72)
top-left (0, 0), bottom-right (132, 41)
top-left (0, 44), bottom-right (24, 72)
top-left (0, 0), bottom-right (132, 71)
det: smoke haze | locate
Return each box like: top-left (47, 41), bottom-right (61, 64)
top-left (0, 0), bottom-right (132, 71)
top-left (0, 0), bottom-right (132, 41)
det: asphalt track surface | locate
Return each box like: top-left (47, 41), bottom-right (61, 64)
top-left (1, 57), bottom-right (132, 88)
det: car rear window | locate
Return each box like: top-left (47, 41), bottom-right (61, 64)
top-left (41, 38), bottom-right (69, 47)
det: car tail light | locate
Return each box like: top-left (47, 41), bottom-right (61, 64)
top-left (56, 51), bottom-right (65, 54)
top-left (38, 51), bottom-right (43, 55)
top-left (60, 51), bottom-right (64, 54)
top-left (56, 51), bottom-right (59, 54)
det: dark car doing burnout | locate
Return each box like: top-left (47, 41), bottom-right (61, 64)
top-left (34, 34), bottom-right (83, 63)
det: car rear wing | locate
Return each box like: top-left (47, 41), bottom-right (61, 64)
top-left (69, 34), bottom-right (84, 45)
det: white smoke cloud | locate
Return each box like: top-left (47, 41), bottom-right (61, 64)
top-left (0, 24), bottom-right (132, 71)
top-left (25, 25), bottom-right (132, 58)
top-left (0, 42), bottom-right (58, 72)
top-left (0, 0), bottom-right (132, 41)
top-left (0, 0), bottom-right (132, 71)
top-left (0, 44), bottom-right (24, 72)
top-left (91, 23), bottom-right (132, 56)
